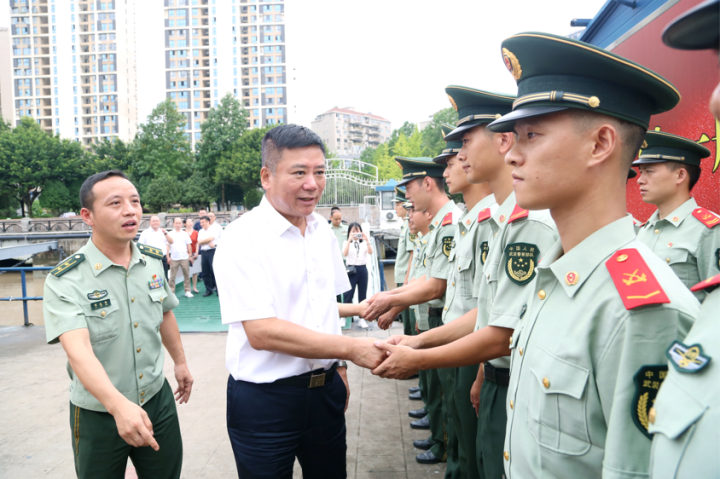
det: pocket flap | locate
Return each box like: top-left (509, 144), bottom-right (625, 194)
top-left (665, 248), bottom-right (689, 265)
top-left (82, 298), bottom-right (119, 318)
top-left (649, 375), bottom-right (706, 439)
top-left (529, 347), bottom-right (589, 399)
top-left (458, 255), bottom-right (473, 272)
top-left (148, 289), bottom-right (168, 303)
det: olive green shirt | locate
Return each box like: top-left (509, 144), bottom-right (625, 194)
top-left (504, 217), bottom-right (698, 479)
top-left (44, 239), bottom-right (179, 413)
top-left (443, 194), bottom-right (497, 324)
top-left (424, 200), bottom-right (462, 309)
top-left (474, 191), bottom-right (558, 369)
top-left (330, 223), bottom-right (349, 260)
top-left (410, 233), bottom-right (430, 330)
top-left (649, 284), bottom-right (719, 478)
top-left (394, 218), bottom-right (413, 284)
top-left (637, 198), bottom-right (720, 302)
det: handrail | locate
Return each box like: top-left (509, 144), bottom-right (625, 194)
top-left (0, 267), bottom-right (53, 327)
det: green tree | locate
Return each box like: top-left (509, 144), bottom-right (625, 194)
top-left (87, 137), bottom-right (134, 176)
top-left (375, 144), bottom-right (402, 180)
top-left (391, 125), bottom-right (424, 158)
top-left (181, 171), bottom-right (215, 210)
top-left (214, 125), bottom-right (274, 196)
top-left (421, 107), bottom-right (458, 157)
top-left (145, 174), bottom-right (183, 212)
top-left (243, 188), bottom-right (263, 209)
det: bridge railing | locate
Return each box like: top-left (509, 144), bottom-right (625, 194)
top-left (0, 267), bottom-right (53, 326)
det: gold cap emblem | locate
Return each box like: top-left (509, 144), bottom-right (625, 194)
top-left (502, 48), bottom-right (522, 81)
top-left (447, 94), bottom-right (458, 111)
top-left (588, 96), bottom-right (600, 108)
top-left (642, 140), bottom-right (648, 149)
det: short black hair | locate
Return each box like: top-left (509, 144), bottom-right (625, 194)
top-left (346, 222), bottom-right (363, 240)
top-left (331, 206), bottom-right (341, 212)
top-left (79, 170), bottom-right (129, 210)
top-left (415, 176), bottom-right (445, 192)
top-left (200, 216), bottom-right (210, 222)
top-left (262, 124), bottom-right (326, 173)
top-left (666, 162), bottom-right (702, 191)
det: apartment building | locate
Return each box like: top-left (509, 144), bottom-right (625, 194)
top-left (311, 107), bottom-right (391, 156)
top-left (6, 0), bottom-right (138, 145)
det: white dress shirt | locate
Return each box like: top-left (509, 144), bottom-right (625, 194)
top-left (197, 222), bottom-right (222, 251)
top-left (138, 227), bottom-right (168, 254)
top-left (343, 239), bottom-right (371, 266)
top-left (167, 230), bottom-right (191, 261)
top-left (214, 196), bottom-right (351, 383)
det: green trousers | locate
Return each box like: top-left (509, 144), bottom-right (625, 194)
top-left (455, 364), bottom-right (481, 479)
top-left (426, 310), bottom-right (447, 461)
top-left (400, 284), bottom-right (413, 336)
top-left (476, 377), bottom-right (508, 479)
top-left (70, 379), bottom-right (182, 479)
top-left (438, 367), bottom-right (459, 478)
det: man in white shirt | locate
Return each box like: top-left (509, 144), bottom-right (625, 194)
top-left (167, 217), bottom-right (193, 297)
top-left (214, 124), bottom-right (386, 479)
top-left (197, 216), bottom-right (220, 297)
top-left (138, 215), bottom-right (173, 278)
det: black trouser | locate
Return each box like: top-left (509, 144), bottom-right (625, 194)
top-left (226, 373), bottom-right (347, 479)
top-left (343, 264), bottom-right (368, 304)
top-left (161, 256), bottom-right (170, 280)
top-left (201, 248), bottom-right (216, 291)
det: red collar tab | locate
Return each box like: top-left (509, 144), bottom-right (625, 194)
top-left (478, 208), bottom-right (491, 223)
top-left (606, 249), bottom-right (670, 310)
top-left (691, 273), bottom-right (720, 292)
top-left (441, 212), bottom-right (452, 226)
top-left (507, 204), bottom-right (529, 224)
top-left (691, 207), bottom-right (720, 228)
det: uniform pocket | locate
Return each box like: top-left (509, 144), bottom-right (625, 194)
top-left (526, 346), bottom-right (591, 455)
top-left (665, 248), bottom-right (696, 286)
top-left (148, 289), bottom-right (168, 329)
top-left (81, 298), bottom-right (120, 344)
top-left (457, 255), bottom-right (474, 298)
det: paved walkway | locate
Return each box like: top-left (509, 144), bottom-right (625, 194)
top-left (0, 321), bottom-right (446, 478)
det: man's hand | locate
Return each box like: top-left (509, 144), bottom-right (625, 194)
top-left (358, 300), bottom-right (369, 319)
top-left (470, 378), bottom-right (482, 417)
top-left (173, 362), bottom-right (194, 404)
top-left (364, 292), bottom-right (393, 319)
top-left (371, 342), bottom-right (420, 379)
top-left (377, 310), bottom-right (396, 330)
top-left (110, 399), bottom-right (160, 451)
top-left (337, 367), bottom-right (350, 412)
top-left (349, 337), bottom-right (386, 369)
top-left (385, 334), bottom-right (418, 348)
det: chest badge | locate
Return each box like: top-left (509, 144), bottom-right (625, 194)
top-left (666, 341), bottom-right (711, 373)
top-left (148, 274), bottom-right (164, 290)
top-left (87, 290), bottom-right (108, 300)
top-left (442, 237), bottom-right (453, 258)
top-left (632, 365), bottom-right (668, 439)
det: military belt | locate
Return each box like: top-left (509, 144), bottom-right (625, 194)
top-left (428, 307), bottom-right (444, 316)
top-left (484, 362), bottom-right (510, 387)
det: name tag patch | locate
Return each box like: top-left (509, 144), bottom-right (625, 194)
top-left (90, 299), bottom-right (111, 311)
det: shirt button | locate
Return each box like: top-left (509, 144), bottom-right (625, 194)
top-left (140, 391), bottom-right (145, 397)
top-left (503, 451), bottom-right (509, 461)
top-left (139, 374), bottom-right (143, 379)
top-left (452, 282), bottom-right (455, 287)
top-left (510, 400), bottom-right (514, 410)
top-left (654, 229), bottom-right (660, 234)
top-left (666, 258), bottom-right (670, 263)
top-left (508, 337), bottom-right (512, 347)
top-left (543, 377), bottom-right (550, 389)
top-left (140, 398), bottom-right (144, 403)
top-left (538, 290), bottom-right (546, 300)
top-left (134, 322), bottom-right (138, 328)
top-left (444, 307), bottom-right (447, 311)
top-left (131, 297), bottom-right (135, 303)
top-left (101, 311), bottom-right (106, 317)
top-left (519, 347), bottom-right (523, 356)
top-left (136, 348), bottom-right (141, 353)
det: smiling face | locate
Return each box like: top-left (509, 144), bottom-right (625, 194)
top-left (81, 176), bottom-right (142, 243)
top-left (443, 155), bottom-right (470, 195)
top-left (261, 145), bottom-right (326, 223)
top-left (636, 163), bottom-right (683, 205)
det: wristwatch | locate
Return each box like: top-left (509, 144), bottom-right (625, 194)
top-left (337, 360), bottom-right (348, 369)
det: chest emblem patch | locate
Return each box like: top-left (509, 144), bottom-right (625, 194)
top-left (632, 365), bottom-right (668, 439)
top-left (666, 341), bottom-right (711, 373)
top-left (87, 290), bottom-right (108, 300)
top-left (90, 299), bottom-right (111, 311)
top-left (148, 274), bottom-right (164, 290)
top-left (442, 237), bottom-right (453, 258)
top-left (504, 243), bottom-right (538, 285)
top-left (480, 241), bottom-right (489, 265)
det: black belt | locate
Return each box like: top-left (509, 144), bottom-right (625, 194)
top-left (484, 363), bottom-right (510, 387)
top-left (428, 307), bottom-right (443, 316)
top-left (273, 363), bottom-right (338, 388)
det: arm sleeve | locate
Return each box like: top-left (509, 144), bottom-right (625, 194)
top-left (214, 226), bottom-right (277, 324)
top-left (428, 225), bottom-right (456, 280)
top-left (161, 265), bottom-right (179, 312)
top-left (596, 307), bottom-right (696, 479)
top-left (332, 236), bottom-right (351, 295)
top-left (697, 227), bottom-right (720, 281)
top-left (42, 276), bottom-right (87, 344)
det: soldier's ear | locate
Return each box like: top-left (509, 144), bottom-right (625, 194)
top-left (80, 207), bottom-right (95, 227)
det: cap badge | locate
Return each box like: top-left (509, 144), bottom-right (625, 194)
top-left (565, 271), bottom-right (579, 286)
top-left (502, 48), bottom-right (522, 81)
top-left (588, 96), bottom-right (601, 108)
top-left (642, 140), bottom-right (648, 149)
top-left (447, 94), bottom-right (458, 112)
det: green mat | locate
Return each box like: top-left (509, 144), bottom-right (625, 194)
top-left (172, 281), bottom-right (227, 333)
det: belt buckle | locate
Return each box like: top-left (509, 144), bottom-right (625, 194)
top-left (309, 373), bottom-right (326, 388)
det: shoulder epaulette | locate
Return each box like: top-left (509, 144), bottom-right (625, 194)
top-left (507, 204), bottom-right (529, 224)
top-left (478, 208), bottom-right (491, 223)
top-left (441, 212), bottom-right (452, 226)
top-left (137, 243), bottom-right (165, 259)
top-left (50, 254), bottom-right (85, 277)
top-left (606, 249), bottom-right (670, 309)
top-left (691, 207), bottom-right (720, 228)
top-left (691, 273), bottom-right (720, 292)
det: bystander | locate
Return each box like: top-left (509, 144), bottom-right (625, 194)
top-left (197, 216), bottom-right (221, 296)
top-left (138, 215), bottom-right (173, 279)
top-left (193, 208), bottom-right (208, 231)
top-left (167, 217), bottom-right (193, 298)
top-left (184, 218), bottom-right (201, 294)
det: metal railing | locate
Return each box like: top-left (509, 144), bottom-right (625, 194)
top-left (0, 267), bottom-right (52, 326)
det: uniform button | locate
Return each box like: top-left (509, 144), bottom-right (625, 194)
top-left (461, 231), bottom-right (466, 236)
top-left (139, 374), bottom-right (143, 379)
top-left (508, 337), bottom-right (512, 346)
top-left (503, 451), bottom-right (509, 461)
top-left (134, 322), bottom-right (138, 328)
top-left (538, 290), bottom-right (546, 300)
top-left (510, 400), bottom-right (514, 410)
top-left (131, 297), bottom-right (135, 303)
top-left (160, 297), bottom-right (163, 302)
top-left (487, 273), bottom-right (490, 279)
top-left (649, 407), bottom-right (656, 424)
top-left (101, 311), bottom-right (106, 317)
top-left (444, 307), bottom-right (447, 311)
top-left (140, 398), bottom-right (144, 403)
top-left (127, 272), bottom-right (130, 277)
top-left (666, 258), bottom-right (670, 263)
top-left (654, 229), bottom-right (660, 234)
top-left (452, 282), bottom-right (455, 287)
top-left (136, 348), bottom-right (141, 353)
top-left (542, 377), bottom-right (550, 389)
top-left (519, 347), bottom-right (523, 356)
top-left (140, 391), bottom-right (145, 397)
top-left (458, 266), bottom-right (461, 270)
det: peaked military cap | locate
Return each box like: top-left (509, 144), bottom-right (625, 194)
top-left (396, 157), bottom-right (446, 187)
top-left (488, 32), bottom-right (680, 133)
top-left (433, 124), bottom-right (464, 164)
top-left (445, 86), bottom-right (516, 141)
top-left (662, 0), bottom-right (719, 50)
top-left (403, 201), bottom-right (414, 210)
top-left (392, 186), bottom-right (407, 203)
top-left (632, 130), bottom-right (711, 168)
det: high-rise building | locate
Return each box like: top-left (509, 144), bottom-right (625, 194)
top-left (311, 107), bottom-right (391, 156)
top-left (6, 0), bottom-right (139, 145)
top-left (162, 0), bottom-right (288, 149)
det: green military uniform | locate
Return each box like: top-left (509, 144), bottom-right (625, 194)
top-left (43, 239), bottom-right (183, 479)
top-left (634, 131), bottom-right (719, 302)
top-left (393, 187), bottom-right (416, 336)
top-left (330, 222), bottom-right (349, 259)
top-left (486, 32), bottom-right (699, 478)
top-left (409, 229), bottom-right (432, 432)
top-left (648, 3), bottom-right (720, 478)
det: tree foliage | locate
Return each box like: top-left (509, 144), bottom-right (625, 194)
top-left (421, 107), bottom-right (458, 157)
top-left (215, 124), bottom-right (274, 191)
top-left (196, 93), bottom-right (249, 183)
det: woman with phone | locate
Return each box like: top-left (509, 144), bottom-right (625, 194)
top-left (342, 222), bottom-right (373, 328)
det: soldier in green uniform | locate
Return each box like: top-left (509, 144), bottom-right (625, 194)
top-left (634, 130), bottom-right (719, 302)
top-left (648, 2), bottom-right (720, 477)
top-left (43, 170), bottom-right (194, 479)
top-left (393, 187), bottom-right (416, 336)
top-left (481, 33), bottom-right (699, 478)
top-left (367, 157), bottom-right (462, 465)
top-left (433, 123), bottom-right (496, 479)
top-left (330, 207), bottom-right (349, 259)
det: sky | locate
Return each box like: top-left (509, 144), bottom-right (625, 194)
top-left (285, 0), bottom-right (608, 129)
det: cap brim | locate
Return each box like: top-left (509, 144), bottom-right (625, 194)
top-left (432, 152), bottom-right (455, 164)
top-left (632, 158), bottom-right (674, 166)
top-left (397, 177), bottom-right (416, 187)
top-left (627, 168), bottom-right (637, 179)
top-left (444, 122), bottom-right (480, 142)
top-left (487, 106), bottom-right (568, 133)
top-left (662, 0), bottom-right (719, 50)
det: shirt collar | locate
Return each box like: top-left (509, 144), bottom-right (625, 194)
top-left (459, 194), bottom-right (496, 232)
top-left (491, 191), bottom-right (517, 230)
top-left (544, 216), bottom-right (637, 298)
top-left (646, 197), bottom-right (697, 228)
top-left (428, 199), bottom-right (456, 232)
top-left (260, 195), bottom-right (319, 236)
top-left (84, 238), bottom-right (145, 277)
